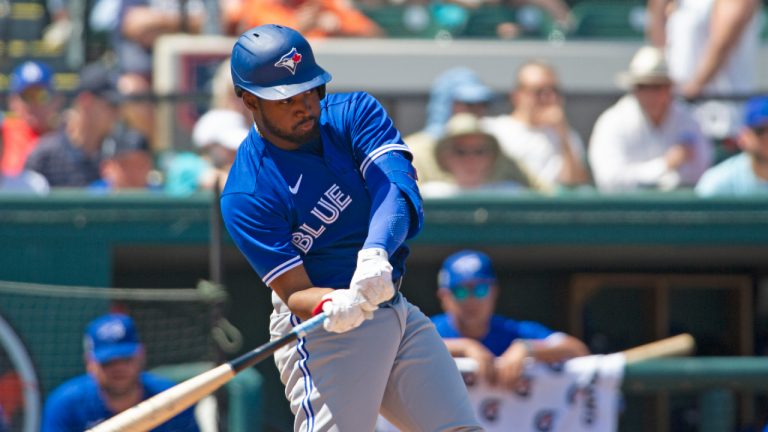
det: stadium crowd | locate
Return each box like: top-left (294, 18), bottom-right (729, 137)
top-left (0, 1), bottom-right (767, 431)
top-left (1, 0), bottom-right (766, 198)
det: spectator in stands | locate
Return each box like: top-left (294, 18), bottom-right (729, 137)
top-left (647, 0), bottom-right (762, 139)
top-left (25, 63), bottom-right (141, 188)
top-left (115, 0), bottom-right (208, 146)
top-left (432, 250), bottom-right (590, 389)
top-left (42, 313), bottom-right (199, 431)
top-left (0, 137), bottom-right (50, 195)
top-left (1, 61), bottom-right (62, 177)
top-left (117, 0), bottom-right (205, 83)
top-left (406, 67), bottom-right (494, 179)
top-left (165, 58), bottom-right (249, 195)
top-left (588, 46), bottom-right (713, 192)
top-left (482, 60), bottom-right (589, 189)
top-left (90, 125), bottom-right (157, 191)
top-left (230, 0), bottom-right (383, 38)
top-left (419, 112), bottom-right (544, 197)
top-left (696, 96), bottom-right (768, 197)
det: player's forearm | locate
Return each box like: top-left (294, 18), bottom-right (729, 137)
top-left (444, 338), bottom-right (481, 357)
top-left (646, 0), bottom-right (669, 47)
top-left (364, 184), bottom-right (410, 256)
top-left (687, 0), bottom-right (758, 95)
top-left (122, 7), bottom-right (202, 46)
top-left (284, 287), bottom-right (335, 321)
top-left (524, 334), bottom-right (590, 363)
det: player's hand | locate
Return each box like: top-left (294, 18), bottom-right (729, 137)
top-left (463, 339), bottom-right (497, 385)
top-left (318, 289), bottom-right (373, 333)
top-left (350, 248), bottom-right (394, 311)
top-left (495, 341), bottom-right (529, 390)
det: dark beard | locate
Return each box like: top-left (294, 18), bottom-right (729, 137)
top-left (260, 114), bottom-right (320, 146)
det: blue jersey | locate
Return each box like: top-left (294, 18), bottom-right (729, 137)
top-left (42, 373), bottom-right (199, 432)
top-left (431, 314), bottom-right (555, 357)
top-left (221, 92), bottom-right (423, 288)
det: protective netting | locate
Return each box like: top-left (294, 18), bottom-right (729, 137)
top-left (0, 279), bottom-right (229, 432)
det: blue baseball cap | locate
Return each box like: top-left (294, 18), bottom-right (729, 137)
top-left (452, 81), bottom-right (494, 104)
top-left (438, 250), bottom-right (496, 289)
top-left (9, 61), bottom-right (54, 95)
top-left (744, 96), bottom-right (768, 129)
top-left (84, 314), bottom-right (142, 364)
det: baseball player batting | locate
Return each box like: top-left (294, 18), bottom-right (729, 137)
top-left (221, 24), bottom-right (481, 431)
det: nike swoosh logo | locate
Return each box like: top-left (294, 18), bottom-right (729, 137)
top-left (289, 174), bottom-right (303, 194)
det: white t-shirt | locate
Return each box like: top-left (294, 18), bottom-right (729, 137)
top-left (0, 170), bottom-right (50, 195)
top-left (482, 115), bottom-right (585, 185)
top-left (695, 152), bottom-right (768, 197)
top-left (665, 0), bottom-right (763, 138)
top-left (666, 0), bottom-right (761, 96)
top-left (588, 95), bottom-right (713, 192)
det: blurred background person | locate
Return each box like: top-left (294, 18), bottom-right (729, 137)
top-left (647, 0), bottom-right (762, 140)
top-left (1, 61), bottom-right (62, 177)
top-left (90, 125), bottom-right (156, 192)
top-left (0, 137), bottom-right (50, 195)
top-left (164, 58), bottom-right (249, 195)
top-left (116, 0), bottom-right (206, 85)
top-left (229, 0), bottom-right (383, 37)
top-left (42, 313), bottom-right (199, 431)
top-left (588, 46), bottom-right (713, 192)
top-left (407, 67), bottom-right (495, 184)
top-left (114, 0), bottom-right (208, 147)
top-left (696, 96), bottom-right (768, 197)
top-left (418, 112), bottom-right (544, 197)
top-left (432, 249), bottom-right (590, 389)
top-left (24, 63), bottom-right (142, 188)
top-left (482, 60), bottom-right (590, 189)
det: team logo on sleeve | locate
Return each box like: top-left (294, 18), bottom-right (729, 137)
top-left (275, 48), bottom-right (303, 75)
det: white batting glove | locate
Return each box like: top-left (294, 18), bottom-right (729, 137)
top-left (350, 248), bottom-right (395, 311)
top-left (319, 289), bottom-right (373, 334)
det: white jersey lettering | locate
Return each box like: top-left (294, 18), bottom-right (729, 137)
top-left (291, 184), bottom-right (352, 253)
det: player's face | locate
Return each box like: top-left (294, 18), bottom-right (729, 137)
top-left (632, 83), bottom-right (672, 124)
top-left (89, 355), bottom-right (143, 397)
top-left (513, 65), bottom-right (562, 112)
top-left (739, 122), bottom-right (768, 162)
top-left (9, 85), bottom-right (61, 133)
top-left (249, 89), bottom-right (321, 150)
top-left (441, 281), bottom-right (497, 326)
top-left (440, 135), bottom-right (496, 188)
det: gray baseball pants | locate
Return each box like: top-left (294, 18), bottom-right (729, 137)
top-left (270, 291), bottom-right (483, 432)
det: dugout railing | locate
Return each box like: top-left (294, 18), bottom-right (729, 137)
top-left (1, 191), bottom-right (768, 430)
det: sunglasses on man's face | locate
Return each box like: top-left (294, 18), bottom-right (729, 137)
top-left (450, 281), bottom-right (492, 301)
top-left (19, 87), bottom-right (52, 105)
top-left (753, 125), bottom-right (768, 137)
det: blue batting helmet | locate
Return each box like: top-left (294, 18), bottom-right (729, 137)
top-left (231, 24), bottom-right (332, 100)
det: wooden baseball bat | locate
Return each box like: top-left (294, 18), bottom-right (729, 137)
top-left (623, 333), bottom-right (695, 364)
top-left (86, 312), bottom-right (326, 432)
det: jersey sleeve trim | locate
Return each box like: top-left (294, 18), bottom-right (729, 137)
top-left (264, 255), bottom-right (303, 285)
top-left (360, 144), bottom-right (412, 179)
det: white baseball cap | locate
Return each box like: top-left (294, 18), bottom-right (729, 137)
top-left (617, 46), bottom-right (672, 88)
top-left (192, 109), bottom-right (249, 150)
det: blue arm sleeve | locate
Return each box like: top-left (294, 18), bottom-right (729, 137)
top-left (362, 152), bottom-right (422, 255)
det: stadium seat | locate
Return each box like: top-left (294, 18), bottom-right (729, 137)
top-left (569, 1), bottom-right (646, 39)
top-left (463, 5), bottom-right (557, 39)
top-left (362, 4), bottom-right (474, 38)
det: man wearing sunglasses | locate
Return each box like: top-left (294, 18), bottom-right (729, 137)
top-left (482, 61), bottom-right (590, 189)
top-left (1, 61), bottom-right (63, 177)
top-left (431, 249), bottom-right (589, 390)
top-left (696, 96), bottom-right (768, 197)
top-left (589, 46), bottom-right (713, 193)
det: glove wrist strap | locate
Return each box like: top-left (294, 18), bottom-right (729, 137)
top-left (312, 298), bottom-right (332, 316)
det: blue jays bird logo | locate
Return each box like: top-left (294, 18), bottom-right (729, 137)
top-left (275, 48), bottom-right (303, 75)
